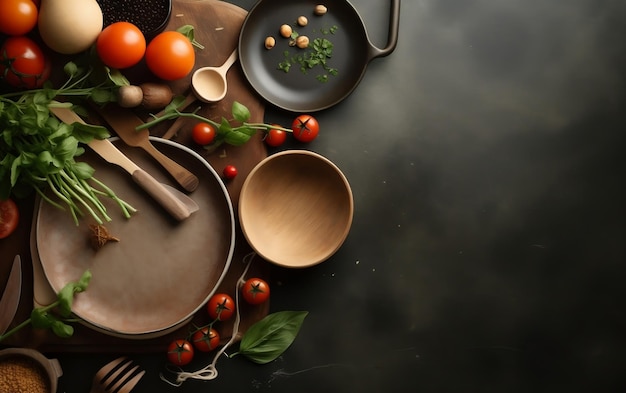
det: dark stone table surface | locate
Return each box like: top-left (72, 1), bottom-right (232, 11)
top-left (44, 0), bottom-right (626, 391)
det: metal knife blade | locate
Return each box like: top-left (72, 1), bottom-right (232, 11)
top-left (49, 107), bottom-right (196, 221)
top-left (0, 255), bottom-right (22, 336)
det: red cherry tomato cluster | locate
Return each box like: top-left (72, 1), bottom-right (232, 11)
top-left (0, 2), bottom-right (195, 89)
top-left (263, 114), bottom-right (320, 147)
top-left (96, 23), bottom-right (194, 80)
top-left (166, 278), bottom-right (270, 366)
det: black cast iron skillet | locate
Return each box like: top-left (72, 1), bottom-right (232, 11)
top-left (238, 0), bottom-right (401, 112)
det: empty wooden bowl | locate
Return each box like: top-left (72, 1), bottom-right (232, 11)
top-left (239, 150), bottom-right (354, 268)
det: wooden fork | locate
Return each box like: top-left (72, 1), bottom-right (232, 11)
top-left (90, 357), bottom-right (145, 393)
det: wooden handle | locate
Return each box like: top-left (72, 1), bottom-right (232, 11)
top-left (131, 169), bottom-right (191, 221)
top-left (143, 142), bottom-right (199, 192)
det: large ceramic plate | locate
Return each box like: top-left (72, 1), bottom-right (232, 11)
top-left (36, 138), bottom-right (234, 337)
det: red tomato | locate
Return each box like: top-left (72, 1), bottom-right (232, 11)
top-left (0, 36), bottom-right (50, 89)
top-left (96, 22), bottom-right (146, 69)
top-left (291, 114), bottom-right (319, 142)
top-left (265, 125), bottom-right (287, 147)
top-left (167, 339), bottom-right (194, 366)
top-left (192, 327), bottom-right (220, 352)
top-left (145, 31), bottom-right (195, 81)
top-left (0, 199), bottom-right (19, 239)
top-left (222, 165), bottom-right (238, 180)
top-left (191, 122), bottom-right (216, 145)
top-left (241, 278), bottom-right (270, 305)
top-left (207, 293), bottom-right (235, 321)
top-left (0, 0), bottom-right (38, 36)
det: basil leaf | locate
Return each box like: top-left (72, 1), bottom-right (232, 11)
top-left (237, 311), bottom-right (308, 364)
top-left (223, 130), bottom-right (252, 146)
top-left (231, 101), bottom-right (251, 123)
top-left (177, 24), bottom-right (204, 49)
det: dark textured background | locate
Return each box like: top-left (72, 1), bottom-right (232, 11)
top-left (41, 0), bottom-right (626, 391)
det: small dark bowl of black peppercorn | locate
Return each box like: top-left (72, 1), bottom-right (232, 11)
top-left (97, 0), bottom-right (172, 39)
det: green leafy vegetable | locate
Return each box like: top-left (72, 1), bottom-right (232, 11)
top-left (230, 311), bottom-right (308, 364)
top-left (0, 270), bottom-right (92, 342)
top-left (139, 101), bottom-right (292, 151)
top-left (0, 62), bottom-right (136, 224)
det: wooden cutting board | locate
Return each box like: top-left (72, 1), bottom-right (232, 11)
top-left (0, 0), bottom-right (271, 353)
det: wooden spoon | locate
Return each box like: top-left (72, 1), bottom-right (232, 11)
top-left (96, 105), bottom-right (200, 192)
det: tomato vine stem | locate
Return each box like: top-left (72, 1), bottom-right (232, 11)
top-left (138, 102), bottom-right (293, 148)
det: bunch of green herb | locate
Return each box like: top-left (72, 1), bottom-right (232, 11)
top-left (0, 62), bottom-right (136, 225)
top-left (139, 99), bottom-right (292, 151)
top-left (0, 270), bottom-right (92, 342)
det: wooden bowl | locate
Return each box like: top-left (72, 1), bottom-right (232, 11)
top-left (239, 150), bottom-right (353, 268)
top-left (0, 348), bottom-right (63, 393)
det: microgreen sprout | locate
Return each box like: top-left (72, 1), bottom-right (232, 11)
top-left (0, 61), bottom-right (136, 225)
top-left (0, 270), bottom-right (92, 342)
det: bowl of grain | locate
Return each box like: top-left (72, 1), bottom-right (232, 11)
top-left (0, 348), bottom-right (62, 393)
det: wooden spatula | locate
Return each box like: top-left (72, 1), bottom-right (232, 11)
top-left (95, 104), bottom-right (200, 193)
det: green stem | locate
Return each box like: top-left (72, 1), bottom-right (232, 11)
top-left (49, 173), bottom-right (83, 224)
top-left (61, 170), bottom-right (111, 222)
top-left (0, 318), bottom-right (32, 342)
top-left (56, 172), bottom-right (104, 224)
top-left (138, 112), bottom-right (293, 135)
top-left (90, 177), bottom-right (137, 218)
top-left (0, 301), bottom-right (59, 343)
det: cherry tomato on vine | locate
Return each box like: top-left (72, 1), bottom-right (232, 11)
top-left (207, 293), bottom-right (235, 321)
top-left (241, 278), bottom-right (270, 305)
top-left (0, 36), bottom-right (50, 89)
top-left (145, 31), bottom-right (195, 81)
top-left (0, 199), bottom-right (19, 239)
top-left (0, 0), bottom-right (38, 36)
top-left (291, 114), bottom-right (319, 143)
top-left (167, 339), bottom-right (194, 366)
top-left (96, 22), bottom-right (146, 69)
top-left (192, 327), bottom-right (220, 352)
top-left (191, 122), bottom-right (216, 145)
top-left (265, 125), bottom-right (287, 147)
top-left (223, 165), bottom-right (238, 180)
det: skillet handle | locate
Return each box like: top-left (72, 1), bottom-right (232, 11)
top-left (367, 0), bottom-right (401, 59)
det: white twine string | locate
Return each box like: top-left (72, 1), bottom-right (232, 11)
top-left (160, 252), bottom-right (256, 386)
